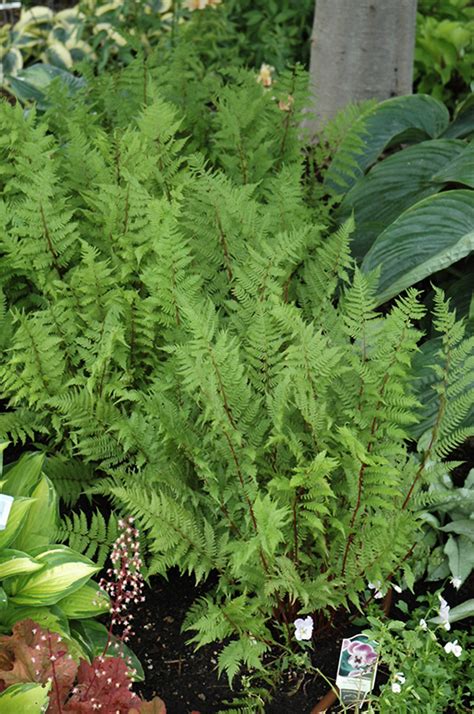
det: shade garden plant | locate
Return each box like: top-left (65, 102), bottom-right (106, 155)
top-left (0, 26), bottom-right (473, 714)
top-left (0, 47), bottom-right (473, 708)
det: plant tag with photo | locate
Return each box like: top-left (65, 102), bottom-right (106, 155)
top-left (0, 494), bottom-right (14, 531)
top-left (336, 634), bottom-right (378, 709)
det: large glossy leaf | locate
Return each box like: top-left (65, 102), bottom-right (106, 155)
top-left (325, 95), bottom-right (450, 195)
top-left (58, 581), bottom-right (109, 619)
top-left (442, 94), bottom-right (474, 140)
top-left (336, 139), bottom-right (465, 258)
top-left (432, 140), bottom-right (474, 188)
top-left (362, 190), bottom-right (474, 305)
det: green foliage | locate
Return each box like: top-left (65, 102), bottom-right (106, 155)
top-left (0, 1), bottom-right (175, 86)
top-left (0, 59), bottom-right (472, 689)
top-left (415, 0), bottom-right (474, 107)
top-left (223, 0), bottom-right (314, 70)
top-left (330, 96), bottom-right (474, 414)
top-left (56, 510), bottom-right (119, 567)
top-left (0, 446), bottom-right (109, 646)
top-left (365, 591), bottom-right (473, 713)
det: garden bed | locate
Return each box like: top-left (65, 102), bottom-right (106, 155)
top-left (131, 570), bottom-right (473, 713)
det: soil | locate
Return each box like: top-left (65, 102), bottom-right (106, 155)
top-left (128, 567), bottom-right (474, 714)
top-left (130, 568), bottom-right (359, 714)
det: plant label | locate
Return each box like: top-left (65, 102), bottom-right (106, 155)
top-left (0, 494), bottom-right (14, 531)
top-left (336, 634), bottom-right (378, 709)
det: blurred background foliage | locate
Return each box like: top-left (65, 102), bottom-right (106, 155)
top-left (1, 0), bottom-right (472, 110)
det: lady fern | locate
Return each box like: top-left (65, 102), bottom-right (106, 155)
top-left (0, 56), bottom-right (472, 689)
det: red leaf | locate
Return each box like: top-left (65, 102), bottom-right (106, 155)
top-left (0, 619), bottom-right (77, 707)
top-left (63, 656), bottom-right (142, 714)
top-left (140, 697), bottom-right (167, 713)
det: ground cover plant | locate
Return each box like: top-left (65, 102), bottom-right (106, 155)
top-left (0, 52), bottom-right (473, 712)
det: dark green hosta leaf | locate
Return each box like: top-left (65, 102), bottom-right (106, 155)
top-left (325, 94), bottom-right (450, 195)
top-left (362, 189), bottom-right (474, 305)
top-left (442, 94), bottom-right (474, 140)
top-left (432, 140), bottom-right (474, 188)
top-left (336, 139), bottom-right (466, 258)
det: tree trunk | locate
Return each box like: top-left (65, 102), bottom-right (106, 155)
top-left (308, 0), bottom-right (418, 131)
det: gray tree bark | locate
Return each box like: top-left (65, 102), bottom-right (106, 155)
top-left (308, 0), bottom-right (417, 131)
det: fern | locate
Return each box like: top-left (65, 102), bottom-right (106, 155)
top-left (0, 58), bottom-right (472, 691)
top-left (56, 510), bottom-right (118, 567)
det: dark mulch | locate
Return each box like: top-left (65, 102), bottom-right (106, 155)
top-left (131, 568), bottom-right (358, 714)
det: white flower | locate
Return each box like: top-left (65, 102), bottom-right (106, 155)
top-left (368, 581), bottom-right (384, 599)
top-left (419, 618), bottom-right (428, 630)
top-left (450, 576), bottom-right (462, 590)
top-left (395, 672), bottom-right (406, 684)
top-left (392, 583), bottom-right (402, 594)
top-left (438, 594), bottom-right (451, 630)
top-left (391, 682), bottom-right (402, 694)
top-left (294, 615), bottom-right (313, 641)
top-left (444, 640), bottom-right (462, 658)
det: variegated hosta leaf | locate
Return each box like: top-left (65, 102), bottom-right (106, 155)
top-left (0, 498), bottom-right (35, 550)
top-left (57, 581), bottom-right (110, 619)
top-left (1, 48), bottom-right (23, 77)
top-left (14, 6), bottom-right (54, 33)
top-left (0, 550), bottom-right (43, 579)
top-left (41, 43), bottom-right (73, 70)
top-left (5, 545), bottom-right (99, 606)
top-left (0, 682), bottom-right (51, 713)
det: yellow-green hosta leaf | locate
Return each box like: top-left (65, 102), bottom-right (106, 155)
top-left (42, 43), bottom-right (73, 70)
top-left (0, 550), bottom-right (44, 579)
top-left (66, 39), bottom-right (97, 61)
top-left (6, 545), bottom-right (99, 606)
top-left (2, 452), bottom-right (44, 497)
top-left (0, 498), bottom-right (35, 550)
top-left (11, 475), bottom-right (58, 552)
top-left (55, 8), bottom-right (85, 23)
top-left (58, 581), bottom-right (109, 619)
top-left (96, 1), bottom-right (123, 15)
top-left (15, 6), bottom-right (54, 33)
top-left (0, 442), bottom-right (8, 473)
top-left (93, 22), bottom-right (127, 47)
top-left (0, 682), bottom-right (51, 713)
top-left (0, 601), bottom-right (69, 635)
top-left (11, 31), bottom-right (43, 49)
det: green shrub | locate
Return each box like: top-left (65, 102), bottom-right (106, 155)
top-left (415, 0), bottom-right (474, 106)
